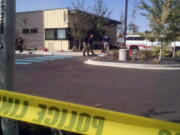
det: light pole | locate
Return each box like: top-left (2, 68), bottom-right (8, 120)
top-left (124, 0), bottom-right (128, 47)
top-left (119, 0), bottom-right (128, 61)
top-left (0, 0), bottom-right (19, 135)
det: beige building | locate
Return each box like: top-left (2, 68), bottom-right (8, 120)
top-left (16, 8), bottom-right (119, 51)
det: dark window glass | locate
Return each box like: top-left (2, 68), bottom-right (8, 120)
top-left (126, 37), bottom-right (133, 40)
top-left (134, 37), bottom-right (145, 40)
top-left (45, 29), bottom-right (55, 40)
top-left (31, 28), bottom-right (38, 33)
top-left (126, 37), bottom-right (145, 41)
top-left (45, 29), bottom-right (67, 40)
top-left (57, 29), bottom-right (66, 39)
top-left (22, 29), bottom-right (29, 34)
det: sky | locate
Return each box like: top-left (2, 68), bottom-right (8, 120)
top-left (16, 0), bottom-right (150, 32)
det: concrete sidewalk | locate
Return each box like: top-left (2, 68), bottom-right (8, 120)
top-left (15, 50), bottom-right (102, 56)
top-left (16, 50), bottom-right (82, 56)
top-left (84, 58), bottom-right (180, 70)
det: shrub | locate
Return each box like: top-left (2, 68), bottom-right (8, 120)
top-left (152, 46), bottom-right (160, 57)
top-left (145, 50), bottom-right (153, 58)
top-left (152, 58), bottom-right (160, 64)
top-left (33, 48), bottom-right (37, 51)
top-left (26, 48), bottom-right (32, 51)
top-left (152, 46), bottom-right (172, 57)
top-left (138, 50), bottom-right (153, 60)
top-left (140, 53), bottom-right (147, 60)
top-left (162, 46), bottom-right (172, 57)
top-left (110, 49), bottom-right (119, 60)
top-left (175, 50), bottom-right (180, 58)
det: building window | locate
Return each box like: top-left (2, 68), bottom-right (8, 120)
top-left (31, 28), bottom-right (38, 33)
top-left (45, 29), bottom-right (55, 40)
top-left (22, 29), bottom-right (29, 34)
top-left (57, 29), bottom-right (66, 39)
top-left (45, 29), bottom-right (67, 40)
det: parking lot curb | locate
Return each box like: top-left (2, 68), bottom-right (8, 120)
top-left (84, 58), bottom-right (180, 70)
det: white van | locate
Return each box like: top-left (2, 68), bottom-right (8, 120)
top-left (117, 35), bottom-right (180, 51)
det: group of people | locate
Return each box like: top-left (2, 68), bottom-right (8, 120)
top-left (82, 34), bottom-right (95, 56)
top-left (82, 33), bottom-right (110, 56)
top-left (15, 34), bottom-right (110, 55)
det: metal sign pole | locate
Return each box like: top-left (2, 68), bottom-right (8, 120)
top-left (119, 0), bottom-right (128, 61)
top-left (123, 0), bottom-right (128, 47)
top-left (0, 0), bottom-right (19, 135)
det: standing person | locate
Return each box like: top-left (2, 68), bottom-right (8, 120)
top-left (88, 34), bottom-right (95, 56)
top-left (16, 36), bottom-right (24, 53)
top-left (82, 36), bottom-right (89, 56)
top-left (102, 33), bottom-right (110, 54)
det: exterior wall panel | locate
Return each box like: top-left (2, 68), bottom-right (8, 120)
top-left (44, 9), bottom-right (68, 28)
top-left (44, 9), bottom-right (70, 50)
top-left (45, 40), bottom-right (69, 50)
top-left (16, 11), bottom-right (44, 49)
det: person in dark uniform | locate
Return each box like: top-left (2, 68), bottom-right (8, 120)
top-left (88, 34), bottom-right (95, 56)
top-left (82, 36), bottom-right (89, 56)
top-left (16, 36), bottom-right (24, 53)
top-left (102, 33), bottom-right (110, 54)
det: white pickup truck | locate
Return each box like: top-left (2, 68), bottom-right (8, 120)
top-left (117, 35), bottom-right (180, 51)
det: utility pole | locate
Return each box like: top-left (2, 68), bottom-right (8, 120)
top-left (124, 0), bottom-right (128, 47)
top-left (0, 0), bottom-right (19, 135)
top-left (119, 0), bottom-right (128, 61)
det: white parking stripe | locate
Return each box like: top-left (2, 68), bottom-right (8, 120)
top-left (15, 62), bottom-right (31, 65)
top-left (16, 55), bottom-right (76, 65)
top-left (16, 59), bottom-right (44, 62)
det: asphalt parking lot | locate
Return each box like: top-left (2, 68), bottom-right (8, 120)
top-left (14, 54), bottom-right (180, 122)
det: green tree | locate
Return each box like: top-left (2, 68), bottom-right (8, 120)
top-left (141, 31), bottom-right (156, 42)
top-left (118, 11), bottom-right (125, 35)
top-left (71, 0), bottom-right (92, 50)
top-left (140, 0), bottom-right (173, 61)
top-left (128, 0), bottom-right (139, 34)
top-left (92, 0), bottom-right (112, 41)
top-left (166, 0), bottom-right (180, 57)
top-left (128, 23), bottom-right (139, 34)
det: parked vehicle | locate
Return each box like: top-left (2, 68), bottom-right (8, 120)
top-left (116, 35), bottom-right (180, 54)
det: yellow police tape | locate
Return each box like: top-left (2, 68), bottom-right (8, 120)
top-left (0, 89), bottom-right (180, 135)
